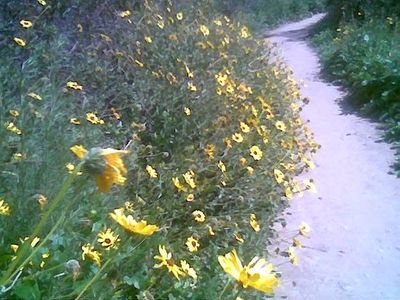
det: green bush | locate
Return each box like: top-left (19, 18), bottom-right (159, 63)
top-left (0, 0), bottom-right (318, 299)
top-left (313, 4), bottom-right (400, 175)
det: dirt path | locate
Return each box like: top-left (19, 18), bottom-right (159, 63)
top-left (266, 14), bottom-right (400, 300)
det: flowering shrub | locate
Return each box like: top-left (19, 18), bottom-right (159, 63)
top-left (0, 0), bottom-right (318, 298)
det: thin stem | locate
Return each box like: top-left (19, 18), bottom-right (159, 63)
top-left (218, 279), bottom-right (231, 300)
top-left (0, 163), bottom-right (83, 287)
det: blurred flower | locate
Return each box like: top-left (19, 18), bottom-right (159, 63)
top-left (70, 118), bottom-right (81, 125)
top-left (13, 152), bottom-right (24, 161)
top-left (13, 37), bottom-right (26, 47)
top-left (293, 238), bottom-right (303, 248)
top-left (218, 161), bottom-right (226, 172)
top-left (37, 0), bottom-right (46, 5)
top-left (304, 179), bottom-right (317, 193)
top-left (192, 210), bottom-right (205, 223)
top-left (247, 166), bottom-right (254, 175)
top-left (66, 81), bottom-right (83, 90)
top-left (124, 201), bottom-right (134, 212)
top-left (218, 249), bottom-right (278, 293)
top-left (9, 110), bottom-right (19, 117)
top-left (144, 36), bottom-right (152, 43)
top-left (27, 92), bottom-right (42, 101)
top-left (5, 122), bottom-right (22, 135)
top-left (70, 146), bottom-right (128, 192)
top-left (0, 199), bottom-right (11, 216)
top-left (207, 225), bottom-right (215, 236)
top-left (185, 236), bottom-right (200, 252)
top-left (36, 194), bottom-right (48, 209)
top-left (188, 82), bottom-right (197, 92)
top-left (240, 121), bottom-right (250, 133)
top-left (273, 169), bottom-right (285, 184)
top-left (232, 132), bottom-right (243, 143)
top-left (146, 165), bottom-right (158, 178)
top-left (81, 244), bottom-right (102, 266)
top-left (287, 247), bottom-right (299, 265)
top-left (183, 107), bottom-right (191, 116)
top-left (298, 222), bottom-right (310, 236)
top-left (250, 214), bottom-right (260, 232)
top-left (154, 245), bottom-right (185, 280)
top-left (199, 25), bottom-right (209, 36)
top-left (250, 145), bottom-right (263, 161)
top-left (180, 260), bottom-right (197, 279)
top-left (20, 20), bottom-right (33, 28)
top-left (183, 170), bottom-right (196, 188)
top-left (110, 208), bottom-right (158, 236)
top-left (119, 10), bottom-right (131, 18)
top-left (176, 12), bottom-right (183, 21)
top-left (172, 177), bottom-right (187, 192)
top-left (97, 228), bottom-right (120, 250)
top-left (135, 60), bottom-right (144, 67)
top-left (234, 232), bottom-right (244, 243)
top-left (186, 193), bottom-right (194, 202)
top-left (275, 121), bottom-right (286, 132)
top-left (240, 26), bottom-right (250, 38)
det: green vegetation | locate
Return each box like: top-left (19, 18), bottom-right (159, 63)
top-left (312, 0), bottom-right (400, 175)
top-left (0, 0), bottom-right (318, 299)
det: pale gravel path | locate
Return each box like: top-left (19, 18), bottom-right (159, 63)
top-left (266, 14), bottom-right (400, 300)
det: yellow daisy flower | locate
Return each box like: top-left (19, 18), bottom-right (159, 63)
top-left (183, 170), bottom-right (196, 188)
top-left (66, 81), bottom-right (83, 90)
top-left (185, 236), bottom-right (200, 252)
top-left (275, 121), bottom-right (287, 132)
top-left (14, 37), bottom-right (26, 47)
top-left (0, 199), bottom-right (11, 216)
top-left (218, 249), bottom-right (278, 293)
top-left (97, 228), bottom-right (120, 250)
top-left (298, 222), bottom-right (311, 236)
top-left (250, 146), bottom-right (263, 161)
top-left (176, 12), bottom-right (183, 21)
top-left (273, 169), bottom-right (285, 184)
top-left (240, 121), bottom-right (250, 133)
top-left (110, 208), bottom-right (158, 236)
top-left (180, 260), bottom-right (197, 279)
top-left (232, 132), bottom-right (244, 143)
top-left (192, 210), bottom-right (205, 223)
top-left (172, 177), bottom-right (187, 192)
top-left (250, 214), bottom-right (261, 232)
top-left (154, 245), bottom-right (185, 280)
top-left (81, 244), bottom-right (102, 266)
top-left (20, 20), bottom-right (33, 28)
top-left (146, 165), bottom-right (158, 178)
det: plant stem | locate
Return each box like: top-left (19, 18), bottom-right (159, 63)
top-left (0, 163), bottom-right (83, 287)
top-left (218, 279), bottom-right (231, 300)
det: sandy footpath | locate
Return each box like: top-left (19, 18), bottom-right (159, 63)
top-left (266, 14), bottom-right (400, 300)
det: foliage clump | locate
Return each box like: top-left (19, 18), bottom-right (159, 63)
top-left (0, 0), bottom-right (318, 298)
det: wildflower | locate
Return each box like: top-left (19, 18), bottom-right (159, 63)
top-left (186, 193), bottom-right (195, 202)
top-left (37, 0), bottom-right (46, 5)
top-left (180, 260), bottom-right (197, 279)
top-left (27, 92), bottom-right (42, 101)
top-left (207, 225), bottom-right (215, 236)
top-left (66, 81), bottom-right (83, 90)
top-left (86, 112), bottom-right (103, 124)
top-left (218, 249), bottom-right (279, 293)
top-left (124, 201), bottom-right (134, 212)
top-left (250, 214), bottom-right (260, 232)
top-left (183, 107), bottom-right (191, 116)
top-left (70, 118), bottom-right (81, 125)
top-left (154, 245), bottom-right (185, 280)
top-left (81, 244), bottom-right (102, 266)
top-left (0, 199), bottom-right (11, 216)
top-left (36, 194), bottom-right (47, 209)
top-left (172, 177), bottom-right (187, 192)
top-left (247, 166), bottom-right (254, 175)
top-left (205, 144), bottom-right (215, 160)
top-left (97, 228), bottom-right (120, 250)
top-left (287, 247), bottom-right (299, 265)
top-left (183, 170), bottom-right (196, 188)
top-left (9, 110), bottom-right (20, 117)
top-left (20, 20), bottom-right (33, 28)
top-left (298, 222), bottom-right (311, 236)
top-left (218, 161), bottom-right (226, 172)
top-left (13, 153), bottom-right (24, 160)
top-left (232, 132), bottom-right (243, 143)
top-left (240, 121), bottom-right (250, 133)
top-left (234, 232), bottom-right (244, 243)
top-left (110, 208), bottom-right (158, 236)
top-left (273, 169), bottom-right (285, 184)
top-left (275, 121), bottom-right (286, 132)
top-left (239, 157), bottom-right (247, 165)
top-left (185, 236), bottom-right (200, 252)
top-left (119, 10), bottom-right (131, 18)
top-left (214, 19), bottom-right (222, 26)
top-left (176, 12), bottom-right (183, 21)
top-left (5, 122), bottom-right (22, 135)
top-left (192, 210), bottom-right (205, 223)
top-left (70, 146), bottom-right (128, 192)
top-left (184, 63), bottom-right (194, 78)
top-left (146, 165), bottom-right (158, 178)
top-left (293, 238), bottom-right (303, 248)
top-left (144, 36), bottom-right (152, 43)
top-left (188, 82), bottom-right (197, 92)
top-left (199, 25), bottom-right (209, 36)
top-left (135, 60), bottom-right (144, 67)
top-left (284, 185), bottom-right (293, 200)
top-left (14, 37), bottom-right (26, 47)
top-left (304, 179), bottom-right (317, 193)
top-left (223, 137), bottom-right (232, 148)
top-left (250, 146), bottom-right (263, 161)
top-left (240, 26), bottom-right (250, 38)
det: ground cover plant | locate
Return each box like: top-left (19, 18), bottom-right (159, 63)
top-left (0, 0), bottom-right (318, 298)
top-left (312, 0), bottom-right (400, 175)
